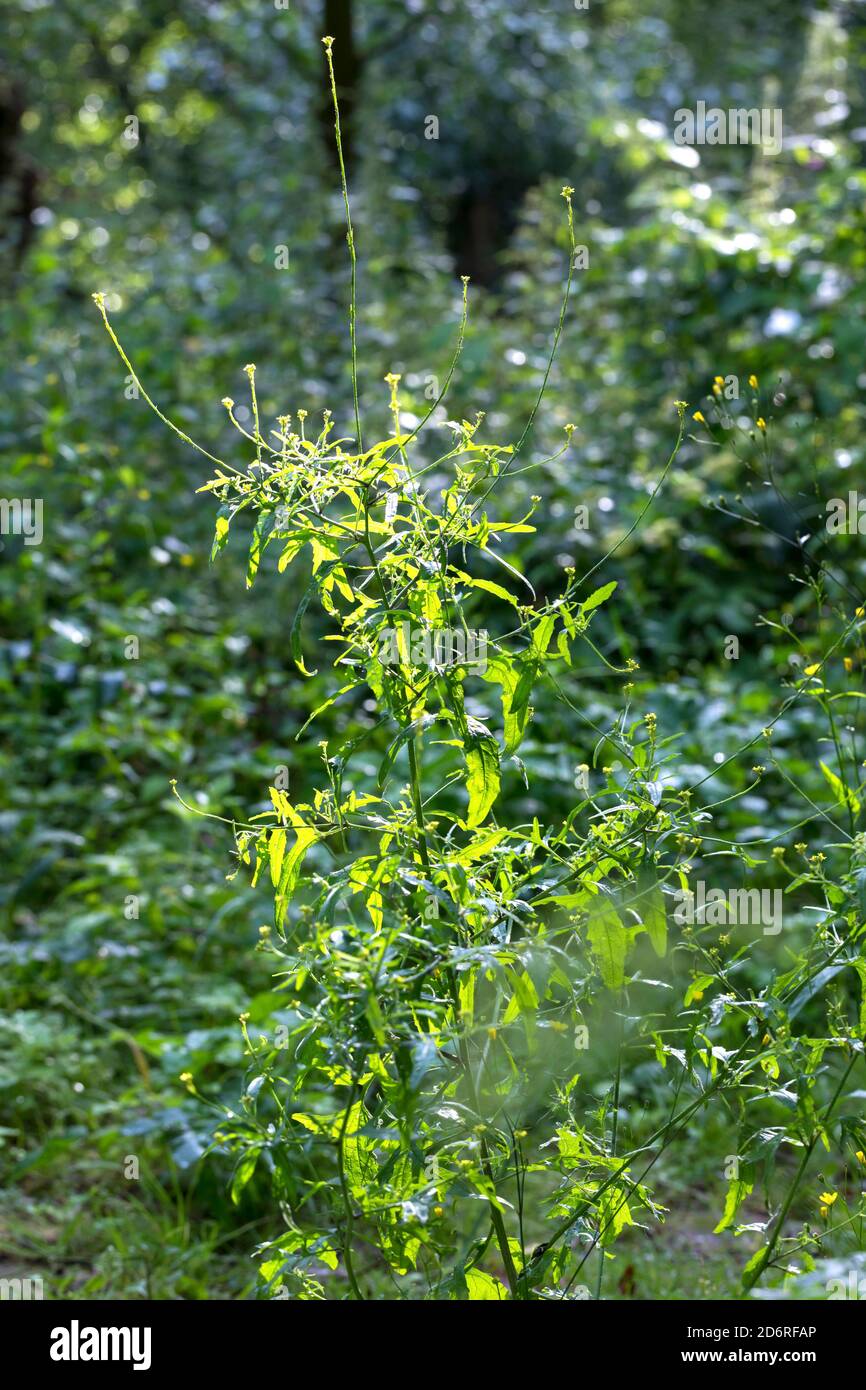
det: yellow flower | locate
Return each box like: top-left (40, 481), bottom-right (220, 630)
top-left (820, 1205), bottom-right (829, 1219)
top-left (692, 989), bottom-right (704, 1002)
top-left (844, 657), bottom-right (854, 672)
top-left (804, 663), bottom-right (820, 676)
top-left (748, 374), bottom-right (758, 388)
top-left (693, 410), bottom-right (706, 423)
top-left (857, 607), bottom-right (865, 619)
top-left (714, 376), bottom-right (724, 385)
top-left (756, 417), bottom-right (767, 431)
top-left (433, 1205), bottom-right (444, 1217)
top-left (819, 1191), bottom-right (838, 1205)
top-left (855, 1150), bottom-right (865, 1164)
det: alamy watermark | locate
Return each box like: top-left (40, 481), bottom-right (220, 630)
top-left (674, 882), bottom-right (782, 936)
top-left (50, 1321), bottom-right (152, 1371)
top-left (0, 498), bottom-right (43, 545)
top-left (674, 102), bottom-right (783, 156)
top-left (378, 622), bottom-right (488, 673)
top-left (827, 1270), bottom-right (866, 1300)
top-left (0, 1274), bottom-right (43, 1300)
top-left (826, 493), bottom-right (866, 534)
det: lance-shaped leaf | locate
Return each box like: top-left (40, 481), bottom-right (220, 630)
top-left (247, 508), bottom-right (276, 588)
top-left (464, 718), bottom-right (500, 827)
top-left (378, 713), bottom-right (438, 791)
top-left (714, 1173), bottom-right (754, 1233)
top-left (635, 866), bottom-right (667, 957)
top-left (289, 557), bottom-right (344, 677)
top-left (580, 579), bottom-right (617, 614)
top-left (275, 809), bottom-right (319, 930)
top-left (586, 896), bottom-right (626, 990)
top-left (481, 652), bottom-right (528, 754)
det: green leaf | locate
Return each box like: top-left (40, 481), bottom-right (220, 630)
top-left (464, 1268), bottom-right (509, 1300)
top-left (247, 509), bottom-right (275, 588)
top-left (464, 721), bottom-right (501, 827)
top-left (635, 867), bottom-right (667, 957)
top-left (684, 974), bottom-right (714, 1006)
top-left (714, 1174), bottom-right (754, 1233)
top-left (502, 969), bottom-right (539, 1024)
top-left (451, 568), bottom-right (519, 608)
top-left (289, 560), bottom-right (342, 677)
top-left (211, 511), bottom-right (230, 562)
top-left (852, 959), bottom-right (866, 1036)
top-left (597, 1184), bottom-right (635, 1244)
top-left (481, 653), bottom-right (528, 754)
top-left (788, 962), bottom-right (850, 1021)
top-left (820, 760), bottom-right (860, 815)
top-left (586, 897), bottom-right (626, 990)
top-left (741, 1245), bottom-right (767, 1288)
top-left (530, 613), bottom-right (555, 657)
top-left (275, 816), bottom-right (319, 929)
top-left (581, 580), bottom-right (617, 614)
top-left (231, 1149), bottom-right (259, 1205)
top-left (378, 714), bottom-right (438, 791)
top-left (268, 827), bottom-right (287, 887)
top-left (509, 658), bottom-right (536, 724)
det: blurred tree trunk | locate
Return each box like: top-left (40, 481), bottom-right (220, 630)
top-left (0, 81), bottom-right (39, 268)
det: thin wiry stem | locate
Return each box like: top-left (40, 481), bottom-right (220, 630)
top-left (91, 292), bottom-right (240, 474)
top-left (323, 36), bottom-right (363, 452)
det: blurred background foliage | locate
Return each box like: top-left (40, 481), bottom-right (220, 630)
top-left (2, 0), bottom-right (865, 1297)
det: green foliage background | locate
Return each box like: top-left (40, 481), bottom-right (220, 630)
top-left (2, 0), bottom-right (866, 1299)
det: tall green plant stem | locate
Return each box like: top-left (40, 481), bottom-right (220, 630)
top-left (742, 1051), bottom-right (858, 1292)
top-left (337, 1079), bottom-right (365, 1299)
top-left (405, 728), bottom-right (520, 1297)
top-left (595, 993), bottom-right (624, 1300)
top-left (323, 37), bottom-right (362, 452)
